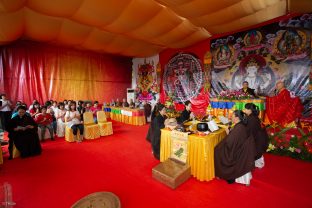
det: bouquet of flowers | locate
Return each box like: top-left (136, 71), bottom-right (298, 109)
top-left (164, 94), bottom-right (182, 118)
top-left (218, 90), bottom-right (254, 100)
top-left (266, 125), bottom-right (312, 162)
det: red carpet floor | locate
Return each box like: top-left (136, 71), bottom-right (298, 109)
top-left (1, 121), bottom-right (312, 208)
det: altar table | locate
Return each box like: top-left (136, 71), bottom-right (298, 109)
top-left (110, 107), bottom-right (146, 126)
top-left (209, 98), bottom-right (265, 120)
top-left (160, 128), bottom-right (227, 182)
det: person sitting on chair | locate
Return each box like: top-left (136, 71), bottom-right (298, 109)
top-left (65, 103), bottom-right (84, 143)
top-left (7, 105), bottom-right (42, 159)
top-left (240, 81), bottom-right (257, 97)
top-left (266, 80), bottom-right (303, 127)
top-left (90, 101), bottom-right (101, 123)
top-left (29, 102), bottom-right (40, 118)
top-left (122, 98), bottom-right (129, 108)
top-left (129, 99), bottom-right (135, 108)
top-left (35, 106), bottom-right (55, 141)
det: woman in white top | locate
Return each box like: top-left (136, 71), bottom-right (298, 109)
top-left (55, 102), bottom-right (66, 137)
top-left (65, 102), bottom-right (84, 142)
top-left (0, 94), bottom-right (12, 131)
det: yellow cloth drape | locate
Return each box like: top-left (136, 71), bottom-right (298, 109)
top-left (97, 111), bottom-right (113, 136)
top-left (98, 122), bottom-right (113, 136)
top-left (65, 127), bottom-right (81, 142)
top-left (160, 128), bottom-right (227, 182)
top-left (83, 112), bottom-right (100, 140)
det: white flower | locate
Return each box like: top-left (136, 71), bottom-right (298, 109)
top-left (288, 147), bottom-right (295, 152)
top-left (267, 143), bottom-right (276, 152)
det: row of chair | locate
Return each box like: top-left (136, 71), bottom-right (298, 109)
top-left (65, 111), bottom-right (113, 142)
top-left (0, 111), bottom-right (113, 162)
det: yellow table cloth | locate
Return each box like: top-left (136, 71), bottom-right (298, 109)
top-left (110, 107), bottom-right (146, 126)
top-left (160, 128), bottom-right (227, 182)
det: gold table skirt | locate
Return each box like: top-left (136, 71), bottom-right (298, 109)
top-left (160, 128), bottom-right (226, 182)
top-left (110, 112), bottom-right (146, 126)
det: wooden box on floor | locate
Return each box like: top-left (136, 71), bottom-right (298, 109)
top-left (152, 158), bottom-right (191, 189)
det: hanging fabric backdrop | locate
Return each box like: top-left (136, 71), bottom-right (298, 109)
top-left (0, 41), bottom-right (132, 105)
top-left (210, 13), bottom-right (312, 115)
top-left (163, 53), bottom-right (203, 102)
top-left (132, 55), bottom-right (160, 104)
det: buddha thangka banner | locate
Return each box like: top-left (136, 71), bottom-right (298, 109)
top-left (210, 13), bottom-right (312, 116)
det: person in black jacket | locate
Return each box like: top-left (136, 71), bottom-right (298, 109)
top-left (7, 106), bottom-right (42, 159)
top-left (149, 104), bottom-right (167, 160)
top-left (244, 103), bottom-right (269, 168)
top-left (241, 81), bottom-right (257, 98)
top-left (177, 100), bottom-right (194, 124)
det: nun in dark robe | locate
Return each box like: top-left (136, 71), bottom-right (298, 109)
top-left (177, 100), bottom-right (193, 124)
top-left (244, 103), bottom-right (269, 168)
top-left (7, 106), bottom-right (42, 159)
top-left (214, 110), bottom-right (256, 185)
top-left (148, 104), bottom-right (166, 160)
top-left (146, 103), bottom-right (159, 143)
top-left (143, 102), bottom-right (152, 123)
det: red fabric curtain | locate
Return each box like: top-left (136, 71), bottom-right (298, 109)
top-left (0, 41), bottom-right (132, 105)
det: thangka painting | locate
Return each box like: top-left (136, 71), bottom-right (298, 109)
top-left (210, 13), bottom-right (312, 115)
top-left (163, 53), bottom-right (203, 102)
top-left (132, 55), bottom-right (159, 102)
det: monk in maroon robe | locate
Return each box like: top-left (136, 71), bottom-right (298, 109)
top-left (214, 110), bottom-right (256, 183)
top-left (266, 81), bottom-right (303, 127)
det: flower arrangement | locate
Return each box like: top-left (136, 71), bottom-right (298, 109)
top-left (136, 62), bottom-right (158, 101)
top-left (266, 124), bottom-right (312, 162)
top-left (164, 93), bottom-right (182, 118)
top-left (218, 90), bottom-right (254, 100)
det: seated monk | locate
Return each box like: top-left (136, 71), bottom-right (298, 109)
top-left (240, 81), bottom-right (257, 98)
top-left (214, 110), bottom-right (256, 184)
top-left (7, 105), bottom-right (42, 159)
top-left (266, 81), bottom-right (303, 127)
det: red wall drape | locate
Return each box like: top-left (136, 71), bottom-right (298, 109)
top-left (0, 41), bottom-right (132, 105)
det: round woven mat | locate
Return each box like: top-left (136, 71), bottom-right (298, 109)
top-left (71, 192), bottom-right (121, 208)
